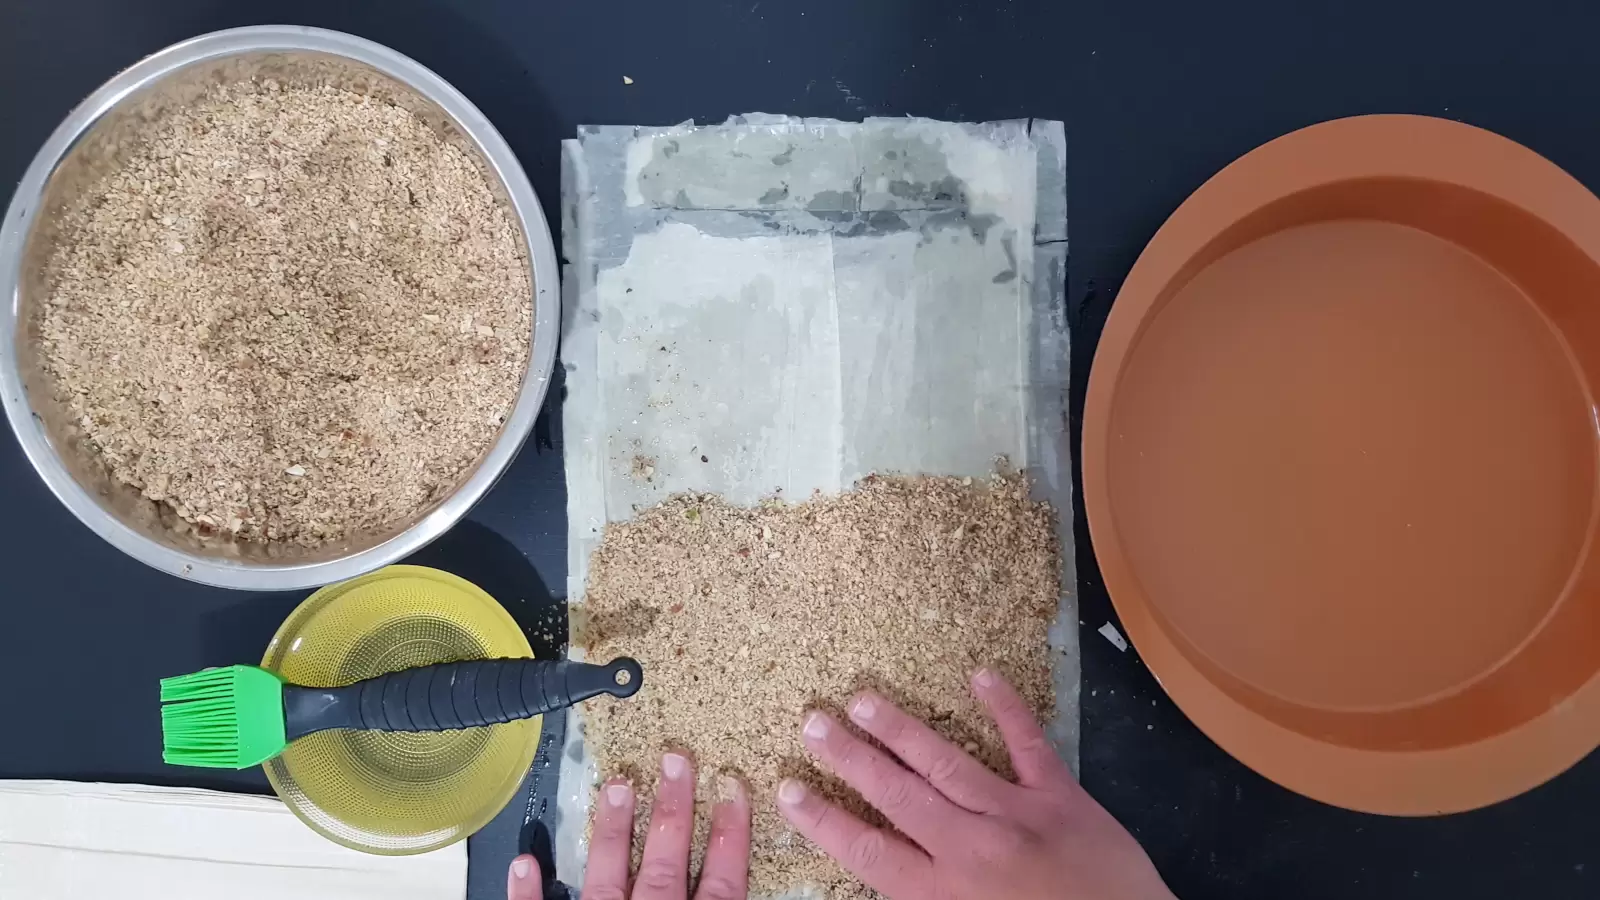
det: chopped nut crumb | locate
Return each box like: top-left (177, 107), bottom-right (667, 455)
top-left (582, 473), bottom-right (1058, 899)
top-left (38, 81), bottom-right (532, 546)
top-left (630, 454), bottom-right (657, 482)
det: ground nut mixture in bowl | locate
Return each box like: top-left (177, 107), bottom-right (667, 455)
top-left (40, 80), bottom-right (531, 547)
top-left (0, 28), bottom-right (558, 588)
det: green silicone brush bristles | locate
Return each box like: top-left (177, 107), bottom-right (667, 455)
top-left (159, 665), bottom-right (288, 769)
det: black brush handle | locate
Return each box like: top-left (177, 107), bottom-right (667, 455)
top-left (281, 657), bottom-right (643, 742)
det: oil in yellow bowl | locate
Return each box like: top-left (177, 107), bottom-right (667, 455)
top-left (260, 565), bottom-right (540, 854)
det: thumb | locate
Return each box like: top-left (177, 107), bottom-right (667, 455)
top-left (507, 854), bottom-right (542, 900)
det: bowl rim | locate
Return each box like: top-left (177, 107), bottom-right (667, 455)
top-left (1082, 113), bottom-right (1600, 815)
top-left (0, 25), bottom-right (560, 590)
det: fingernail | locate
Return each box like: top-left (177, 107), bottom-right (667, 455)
top-left (803, 711), bottom-right (830, 740)
top-left (511, 857), bottom-right (532, 880)
top-left (849, 693), bottom-right (877, 723)
top-left (662, 752), bottom-right (689, 780)
top-left (604, 782), bottom-right (631, 807)
top-left (717, 774), bottom-right (746, 804)
top-left (974, 667), bottom-right (996, 688)
top-left (777, 779), bottom-right (807, 805)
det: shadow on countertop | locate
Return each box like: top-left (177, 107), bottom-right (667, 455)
top-left (415, 522), bottom-right (570, 900)
top-left (192, 517), bottom-right (572, 894)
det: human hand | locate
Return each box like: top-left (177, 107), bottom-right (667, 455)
top-left (506, 752), bottom-right (752, 900)
top-left (776, 668), bottom-right (1178, 900)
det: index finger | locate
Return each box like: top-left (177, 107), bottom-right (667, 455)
top-left (800, 711), bottom-right (969, 853)
top-left (693, 776), bottom-right (751, 900)
top-left (847, 691), bottom-right (1015, 813)
top-left (633, 752), bottom-right (696, 899)
top-left (776, 778), bottom-right (931, 897)
top-left (972, 667), bottom-right (1073, 791)
top-left (585, 778), bottom-right (635, 897)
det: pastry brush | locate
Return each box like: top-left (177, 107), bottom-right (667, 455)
top-left (159, 656), bottom-right (643, 769)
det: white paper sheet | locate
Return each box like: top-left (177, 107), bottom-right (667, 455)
top-left (0, 780), bottom-right (466, 900)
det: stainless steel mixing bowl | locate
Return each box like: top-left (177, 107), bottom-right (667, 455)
top-left (0, 26), bottom-right (560, 590)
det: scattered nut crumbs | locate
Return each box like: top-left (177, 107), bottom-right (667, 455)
top-left (38, 80), bottom-right (532, 545)
top-left (581, 473), bottom-right (1059, 899)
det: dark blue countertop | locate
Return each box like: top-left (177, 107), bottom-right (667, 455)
top-left (3, 2), bottom-right (1596, 898)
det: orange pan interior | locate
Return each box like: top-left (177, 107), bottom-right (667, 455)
top-left (1083, 114), bottom-right (1600, 815)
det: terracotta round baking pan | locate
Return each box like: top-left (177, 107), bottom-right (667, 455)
top-left (1084, 114), bottom-right (1600, 815)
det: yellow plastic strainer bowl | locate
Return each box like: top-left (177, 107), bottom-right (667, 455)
top-left (261, 565), bottom-right (540, 854)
